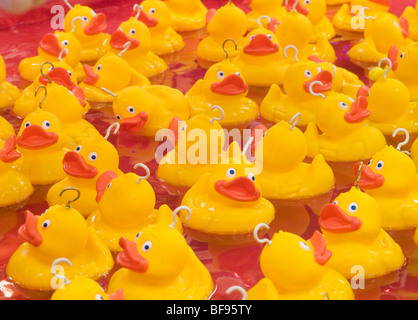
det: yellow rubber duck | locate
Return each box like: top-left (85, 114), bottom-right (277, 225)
top-left (332, 0), bottom-right (391, 33)
top-left (401, 1), bottom-right (418, 42)
top-left (186, 58), bottom-right (258, 126)
top-left (274, 3), bottom-right (336, 62)
top-left (247, 226), bottom-right (354, 299)
top-left (304, 87), bottom-right (387, 162)
top-left (163, 0), bottom-right (208, 32)
top-left (88, 168), bottom-right (183, 252)
top-left (156, 111), bottom-right (226, 188)
top-left (348, 12), bottom-right (412, 65)
top-left (319, 186), bottom-right (405, 279)
top-left (15, 108), bottom-right (68, 185)
top-left (51, 276), bottom-right (123, 300)
top-left (180, 141), bottom-right (275, 236)
top-left (79, 52), bottom-right (150, 103)
top-left (108, 18), bottom-right (168, 78)
top-left (18, 31), bottom-right (85, 82)
top-left (46, 136), bottom-right (122, 218)
top-left (107, 206), bottom-right (214, 300)
top-left (0, 55), bottom-right (20, 110)
top-left (326, 0), bottom-right (349, 4)
top-left (109, 85), bottom-right (189, 137)
top-left (355, 144), bottom-right (418, 231)
top-left (0, 135), bottom-right (34, 207)
top-left (6, 198), bottom-right (114, 291)
top-left (0, 116), bottom-right (15, 140)
top-left (252, 116), bottom-right (335, 200)
top-left (299, 0), bottom-right (336, 42)
top-left (197, 2), bottom-right (248, 62)
top-left (411, 137), bottom-right (418, 170)
top-left (244, 0), bottom-right (286, 30)
top-left (63, 2), bottom-right (110, 63)
top-left (131, 0), bottom-right (184, 56)
top-left (232, 25), bottom-right (289, 87)
top-left (260, 51), bottom-right (333, 126)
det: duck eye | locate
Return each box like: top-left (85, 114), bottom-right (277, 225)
top-left (135, 232), bottom-right (142, 240)
top-left (106, 182), bottom-right (112, 189)
top-left (142, 240), bottom-right (152, 252)
top-left (367, 159), bottom-right (372, 166)
top-left (249, 35), bottom-right (255, 41)
top-left (68, 71), bottom-right (72, 77)
top-left (95, 294), bottom-right (104, 300)
top-left (248, 173), bottom-right (255, 182)
top-left (129, 28), bottom-right (136, 35)
top-left (116, 114), bottom-right (121, 120)
top-left (83, 16), bottom-right (88, 22)
top-left (333, 200), bottom-right (338, 205)
top-left (400, 52), bottom-right (405, 58)
top-left (88, 152), bottom-right (98, 161)
top-left (61, 40), bottom-right (69, 47)
top-left (339, 102), bottom-right (348, 110)
top-left (149, 8), bottom-right (156, 14)
top-left (304, 0), bottom-right (310, 4)
top-left (127, 106), bottom-right (136, 114)
top-left (347, 202), bottom-right (358, 214)
top-left (376, 160), bottom-right (384, 171)
top-left (75, 145), bottom-right (82, 152)
top-left (42, 219), bottom-right (51, 229)
top-left (267, 34), bottom-right (273, 40)
top-left (299, 241), bottom-right (310, 251)
top-left (181, 125), bottom-right (187, 132)
top-left (217, 71), bottom-right (225, 80)
top-left (96, 64), bottom-right (102, 71)
top-left (235, 71), bottom-right (241, 77)
top-left (24, 122), bottom-right (31, 128)
top-left (226, 168), bottom-right (236, 179)
top-left (304, 70), bottom-right (312, 79)
top-left (42, 120), bottom-right (51, 130)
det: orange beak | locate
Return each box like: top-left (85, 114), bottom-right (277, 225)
top-left (119, 112), bottom-right (149, 134)
top-left (210, 74), bottom-right (248, 96)
top-left (133, 9), bottom-right (158, 27)
top-left (319, 203), bottom-right (362, 233)
top-left (214, 176), bottom-right (261, 202)
top-left (388, 45), bottom-right (399, 71)
top-left (353, 162), bottom-right (385, 189)
top-left (110, 30), bottom-right (139, 51)
top-left (285, 0), bottom-right (309, 15)
top-left (0, 136), bottom-right (21, 163)
top-left (244, 34), bottom-right (279, 56)
top-left (83, 64), bottom-right (99, 85)
top-left (63, 151), bottom-right (98, 179)
top-left (39, 33), bottom-right (66, 58)
top-left (303, 70), bottom-right (333, 94)
top-left (251, 124), bottom-right (267, 154)
top-left (17, 125), bottom-right (58, 150)
top-left (18, 210), bottom-right (42, 247)
top-left (344, 96), bottom-right (370, 123)
top-left (309, 230), bottom-right (332, 266)
top-left (95, 170), bottom-right (118, 202)
top-left (116, 237), bottom-right (149, 273)
top-left (84, 13), bottom-right (107, 35)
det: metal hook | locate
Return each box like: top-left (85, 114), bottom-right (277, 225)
top-left (100, 87), bottom-right (118, 98)
top-left (118, 41), bottom-right (132, 57)
top-left (133, 163), bottom-right (151, 183)
top-left (309, 81), bottom-right (326, 99)
top-left (226, 286), bottom-right (248, 300)
top-left (210, 105), bottom-right (225, 124)
top-left (170, 206), bottom-right (191, 229)
top-left (283, 45), bottom-right (299, 62)
top-left (354, 161), bottom-right (363, 189)
top-left (59, 187), bottom-right (81, 209)
top-left (289, 112), bottom-right (302, 130)
top-left (40, 61), bottom-right (55, 84)
top-left (392, 128), bottom-right (411, 155)
top-left (133, 4), bottom-right (142, 20)
top-left (222, 39), bottom-right (238, 60)
top-left (253, 223), bottom-right (272, 245)
top-left (51, 257), bottom-right (72, 286)
top-left (71, 16), bottom-right (87, 32)
top-left (242, 136), bottom-right (254, 156)
top-left (35, 86), bottom-right (47, 109)
top-left (63, 0), bottom-right (73, 9)
top-left (378, 58), bottom-right (393, 79)
top-left (104, 122), bottom-right (120, 140)
top-left (59, 48), bottom-right (68, 61)
top-left (292, 0), bottom-right (300, 11)
top-left (257, 15), bottom-right (271, 27)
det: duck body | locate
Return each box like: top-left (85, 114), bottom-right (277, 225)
top-left (163, 0), bottom-right (208, 32)
top-left (303, 0), bottom-right (336, 42)
top-left (245, 0), bottom-right (286, 31)
top-left (0, 116), bottom-right (15, 140)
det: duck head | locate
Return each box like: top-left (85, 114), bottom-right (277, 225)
top-left (110, 18), bottom-right (151, 57)
top-left (38, 61), bottom-right (78, 86)
top-left (306, 56), bottom-right (343, 93)
top-left (206, 2), bottom-right (248, 40)
top-left (64, 4), bottom-right (108, 40)
top-left (131, 0), bottom-right (170, 32)
top-left (260, 230), bottom-right (332, 292)
top-left (388, 43), bottom-right (418, 83)
top-left (298, 0), bottom-right (326, 26)
top-left (242, 28), bottom-right (281, 57)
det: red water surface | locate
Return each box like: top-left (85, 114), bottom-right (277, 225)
top-left (0, 0), bottom-right (418, 300)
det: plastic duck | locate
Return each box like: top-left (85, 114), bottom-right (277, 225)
top-left (196, 2), bottom-right (248, 62)
top-left (244, 0), bottom-right (286, 30)
top-left (0, 116), bottom-right (15, 141)
top-left (0, 136), bottom-right (34, 207)
top-left (157, 111), bottom-right (226, 188)
top-left (63, 1), bottom-right (110, 62)
top-left (186, 58), bottom-right (258, 126)
top-left (247, 226), bottom-right (354, 300)
top-left (51, 276), bottom-right (123, 300)
top-left (88, 169), bottom-right (183, 252)
top-left (131, 0), bottom-right (184, 56)
top-left (18, 31), bottom-right (84, 82)
top-left (6, 198), bottom-right (114, 291)
top-left (0, 55), bottom-right (20, 110)
top-left (181, 142), bottom-right (275, 236)
top-left (319, 186), bottom-right (405, 279)
top-left (162, 0), bottom-right (208, 32)
top-left (274, 3), bottom-right (336, 62)
top-left (299, 0), bottom-right (336, 42)
top-left (325, 0), bottom-right (349, 4)
top-left (110, 85), bottom-right (189, 137)
top-left (232, 24), bottom-right (289, 87)
top-left (107, 207), bottom-right (214, 300)
top-left (355, 143), bottom-right (418, 231)
top-left (79, 52), bottom-right (150, 103)
top-left (15, 108), bottom-right (68, 185)
top-left (348, 12), bottom-right (412, 65)
top-left (252, 115), bottom-right (335, 200)
top-left (411, 137), bottom-right (418, 170)
top-left (260, 50), bottom-right (333, 126)
top-left (304, 86), bottom-right (387, 162)
top-left (401, 2), bottom-right (418, 42)
top-left (108, 18), bottom-right (168, 78)
top-left (46, 136), bottom-right (122, 218)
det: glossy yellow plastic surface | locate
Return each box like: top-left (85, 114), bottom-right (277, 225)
top-left (186, 59), bottom-right (258, 126)
top-left (108, 17), bottom-right (168, 77)
top-left (63, 4), bottom-right (110, 62)
top-left (411, 138), bottom-right (418, 170)
top-left (107, 208), bottom-right (214, 300)
top-left (303, 0), bottom-right (336, 42)
top-left (6, 204), bottom-right (114, 291)
top-left (79, 52), bottom-right (150, 103)
top-left (157, 113), bottom-right (225, 188)
top-left (47, 136), bottom-right (122, 218)
top-left (401, 2), bottom-right (418, 42)
top-left (0, 55), bottom-right (20, 110)
top-left (197, 2), bottom-right (248, 62)
top-left (246, 0), bottom-right (285, 30)
top-left (15, 109), bottom-right (68, 185)
top-left (319, 187), bottom-right (405, 279)
top-left (0, 116), bottom-right (15, 140)
top-left (112, 85), bottom-right (189, 137)
top-left (304, 91), bottom-right (387, 162)
top-left (134, 0), bottom-right (184, 56)
top-left (163, 0), bottom-right (208, 32)
top-left (247, 230), bottom-right (354, 300)
top-left (254, 121), bottom-right (335, 200)
top-left (358, 145), bottom-right (418, 231)
top-left (181, 142), bottom-right (275, 235)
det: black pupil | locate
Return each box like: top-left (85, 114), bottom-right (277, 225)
top-left (43, 222), bottom-right (48, 227)
top-left (92, 155), bottom-right (96, 160)
top-left (145, 245), bottom-right (149, 250)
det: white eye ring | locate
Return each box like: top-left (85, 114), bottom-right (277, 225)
top-left (299, 241), bottom-right (310, 251)
top-left (333, 200), bottom-right (338, 205)
top-left (267, 34), bottom-right (273, 40)
top-left (235, 71), bottom-right (241, 77)
top-left (149, 8), bottom-right (156, 14)
top-left (217, 71), bottom-right (225, 80)
top-left (375, 160), bottom-right (384, 171)
top-left (226, 168), bottom-right (236, 179)
top-left (88, 152), bottom-right (98, 161)
top-left (127, 106), bottom-right (135, 114)
top-left (61, 40), bottom-right (69, 47)
top-left (304, 70), bottom-right (312, 79)
top-left (142, 240), bottom-right (152, 252)
top-left (42, 120), bottom-right (51, 130)
top-left (75, 145), bottom-right (82, 152)
top-left (24, 122), bottom-right (31, 128)
top-left (42, 219), bottom-right (51, 229)
top-left (339, 102), bottom-right (348, 110)
top-left (95, 294), bottom-right (104, 300)
top-left (135, 232), bottom-right (142, 240)
top-left (248, 173), bottom-right (255, 182)
top-left (129, 28), bottom-right (136, 35)
top-left (347, 202), bottom-right (358, 214)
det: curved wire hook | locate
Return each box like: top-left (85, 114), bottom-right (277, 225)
top-left (210, 105), bottom-right (225, 124)
top-left (242, 136), bottom-right (254, 156)
top-left (222, 38), bottom-right (238, 60)
top-left (59, 187), bottom-right (81, 208)
top-left (134, 163), bottom-right (151, 183)
top-left (71, 16), bottom-right (87, 32)
top-left (309, 81), bottom-right (326, 99)
top-left (253, 223), bottom-right (272, 245)
top-left (40, 61), bottom-right (56, 84)
top-left (35, 85), bottom-right (48, 109)
top-left (289, 112), bottom-right (302, 130)
top-left (354, 161), bottom-right (363, 189)
top-left (291, 0), bottom-right (300, 11)
top-left (59, 48), bottom-right (68, 61)
top-left (63, 0), bottom-right (73, 9)
top-left (118, 41), bottom-right (132, 57)
top-left (170, 205), bottom-right (191, 229)
top-left (257, 15), bottom-right (271, 27)
top-left (226, 286), bottom-right (248, 300)
top-left (378, 58), bottom-right (393, 79)
top-left (133, 4), bottom-right (142, 20)
top-left (392, 128), bottom-right (411, 155)
top-left (104, 122), bottom-right (120, 140)
top-left (283, 45), bottom-right (299, 62)
top-left (51, 257), bottom-right (72, 286)
top-left (100, 87), bottom-right (118, 98)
